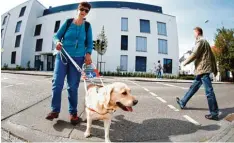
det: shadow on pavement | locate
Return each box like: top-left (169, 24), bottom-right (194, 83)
top-left (184, 107), bottom-right (234, 119)
top-left (67, 115), bottom-right (220, 142)
top-left (53, 120), bottom-right (74, 132)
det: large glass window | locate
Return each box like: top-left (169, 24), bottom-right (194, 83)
top-left (157, 22), bottom-right (167, 36)
top-left (140, 19), bottom-right (150, 33)
top-left (15, 35), bottom-right (21, 47)
top-left (163, 58), bottom-right (172, 74)
top-left (15, 21), bottom-right (22, 33)
top-left (135, 56), bottom-right (147, 72)
top-left (19, 6), bottom-right (26, 17)
top-left (35, 39), bottom-right (43, 51)
top-left (34, 24), bottom-right (42, 36)
top-left (11, 51), bottom-right (16, 64)
top-left (120, 55), bottom-right (128, 71)
top-left (136, 36), bottom-right (147, 52)
top-left (158, 39), bottom-right (168, 54)
top-left (54, 21), bottom-right (60, 33)
top-left (121, 35), bottom-right (128, 50)
top-left (121, 18), bottom-right (128, 31)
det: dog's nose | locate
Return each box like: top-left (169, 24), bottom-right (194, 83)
top-left (133, 100), bottom-right (138, 106)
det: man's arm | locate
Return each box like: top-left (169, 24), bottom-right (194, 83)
top-left (183, 40), bottom-right (203, 66)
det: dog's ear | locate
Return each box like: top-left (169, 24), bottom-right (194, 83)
top-left (103, 84), bottom-right (114, 108)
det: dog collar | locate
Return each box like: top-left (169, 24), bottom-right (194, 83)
top-left (86, 106), bottom-right (116, 115)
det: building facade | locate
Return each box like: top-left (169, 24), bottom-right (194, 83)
top-left (179, 50), bottom-right (195, 75)
top-left (1, 0), bottom-right (179, 75)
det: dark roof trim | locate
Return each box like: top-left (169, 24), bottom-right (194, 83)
top-left (43, 1), bottom-right (162, 16)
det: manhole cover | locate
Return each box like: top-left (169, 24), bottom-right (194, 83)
top-left (225, 113), bottom-right (234, 122)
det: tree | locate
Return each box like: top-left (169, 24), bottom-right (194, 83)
top-left (214, 27), bottom-right (234, 81)
top-left (96, 26), bottom-right (108, 72)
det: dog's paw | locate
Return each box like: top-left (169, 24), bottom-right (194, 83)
top-left (84, 132), bottom-right (91, 138)
top-left (105, 139), bottom-right (112, 143)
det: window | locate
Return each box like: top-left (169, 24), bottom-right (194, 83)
top-left (1, 29), bottom-right (3, 38)
top-left (15, 35), bottom-right (21, 47)
top-left (11, 51), bottom-right (16, 64)
top-left (136, 36), bottom-right (147, 52)
top-left (157, 22), bottom-right (167, 36)
top-left (2, 16), bottom-right (7, 25)
top-left (35, 39), bottom-right (43, 51)
top-left (120, 55), bottom-right (128, 71)
top-left (34, 24), bottom-right (42, 36)
top-left (163, 58), bottom-right (172, 74)
top-left (158, 39), bottom-right (168, 54)
top-left (19, 6), bottom-right (26, 17)
top-left (121, 35), bottom-right (128, 50)
top-left (54, 21), bottom-right (60, 33)
top-left (34, 55), bottom-right (41, 69)
top-left (121, 18), bottom-right (128, 31)
top-left (140, 19), bottom-right (150, 33)
top-left (135, 56), bottom-right (147, 72)
top-left (15, 21), bottom-right (22, 33)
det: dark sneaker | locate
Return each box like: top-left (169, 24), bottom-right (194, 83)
top-left (70, 113), bottom-right (80, 125)
top-left (46, 112), bottom-right (59, 121)
top-left (176, 97), bottom-right (185, 109)
top-left (205, 114), bottom-right (219, 121)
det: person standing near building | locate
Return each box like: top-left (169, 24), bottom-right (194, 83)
top-left (46, 2), bottom-right (93, 125)
top-left (176, 27), bottom-right (219, 120)
top-left (155, 60), bottom-right (162, 78)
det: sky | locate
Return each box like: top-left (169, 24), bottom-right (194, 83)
top-left (1, 0), bottom-right (234, 57)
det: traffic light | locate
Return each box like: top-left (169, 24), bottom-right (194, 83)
top-left (93, 40), bottom-right (96, 50)
top-left (101, 41), bottom-right (105, 50)
top-left (96, 39), bottom-right (100, 44)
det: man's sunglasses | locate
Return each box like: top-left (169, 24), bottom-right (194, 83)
top-left (80, 8), bottom-right (89, 13)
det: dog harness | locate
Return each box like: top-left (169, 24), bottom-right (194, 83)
top-left (86, 87), bottom-right (116, 115)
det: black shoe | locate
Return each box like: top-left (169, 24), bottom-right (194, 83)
top-left (205, 114), bottom-right (219, 121)
top-left (176, 97), bottom-right (185, 109)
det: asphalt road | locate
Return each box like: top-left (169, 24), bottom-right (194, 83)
top-left (1, 73), bottom-right (234, 142)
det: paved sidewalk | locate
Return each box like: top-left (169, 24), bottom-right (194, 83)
top-left (207, 119), bottom-right (234, 142)
top-left (1, 70), bottom-right (232, 84)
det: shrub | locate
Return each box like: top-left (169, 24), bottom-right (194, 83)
top-left (2, 63), bottom-right (8, 70)
top-left (27, 61), bottom-right (31, 69)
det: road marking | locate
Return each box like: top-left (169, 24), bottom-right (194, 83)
top-left (130, 81), bottom-right (140, 86)
top-left (183, 115), bottom-right (200, 125)
top-left (143, 87), bottom-right (149, 92)
top-left (167, 105), bottom-right (179, 111)
top-left (157, 82), bottom-right (188, 90)
top-left (156, 97), bottom-right (167, 103)
top-left (4, 85), bottom-right (13, 88)
top-left (1, 77), bottom-right (9, 80)
top-left (15, 83), bottom-right (24, 85)
top-left (150, 92), bottom-right (157, 96)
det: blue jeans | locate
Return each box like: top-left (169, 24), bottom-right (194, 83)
top-left (157, 70), bottom-right (162, 78)
top-left (51, 53), bottom-right (84, 114)
top-left (181, 73), bottom-right (219, 116)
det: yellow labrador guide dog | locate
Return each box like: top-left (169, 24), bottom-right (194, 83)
top-left (85, 82), bottom-right (138, 142)
top-left (61, 48), bottom-right (138, 142)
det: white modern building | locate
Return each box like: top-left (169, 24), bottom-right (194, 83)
top-left (179, 50), bottom-right (195, 75)
top-left (1, 0), bottom-right (179, 75)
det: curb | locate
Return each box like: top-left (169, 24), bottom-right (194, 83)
top-left (1, 128), bottom-right (27, 142)
top-left (2, 71), bottom-right (233, 84)
top-left (207, 121), bottom-right (234, 142)
top-left (1, 71), bottom-right (53, 77)
top-left (131, 79), bottom-right (232, 84)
